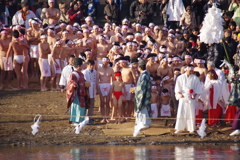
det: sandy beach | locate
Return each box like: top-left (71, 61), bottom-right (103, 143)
top-left (0, 78), bottom-right (240, 146)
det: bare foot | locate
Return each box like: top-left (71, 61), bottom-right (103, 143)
top-left (22, 85), bottom-right (29, 89)
top-left (13, 87), bottom-right (21, 91)
top-left (105, 119), bottom-right (109, 123)
top-left (51, 88), bottom-right (57, 91)
top-left (100, 119), bottom-right (106, 123)
top-left (118, 121), bottom-right (122, 124)
top-left (56, 87), bottom-right (61, 91)
top-left (125, 118), bottom-right (130, 122)
top-left (8, 85), bottom-right (15, 90)
top-left (41, 88), bottom-right (47, 92)
top-left (0, 85), bottom-right (3, 90)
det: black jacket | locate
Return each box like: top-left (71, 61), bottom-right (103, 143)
top-left (104, 3), bottom-right (120, 23)
top-left (207, 43), bottom-right (224, 68)
top-left (136, 2), bottom-right (153, 25)
top-left (130, 0), bottom-right (140, 18)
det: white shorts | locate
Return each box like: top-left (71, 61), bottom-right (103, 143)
top-left (98, 60), bottom-right (102, 68)
top-left (125, 84), bottom-right (134, 101)
top-left (52, 59), bottom-right (62, 74)
top-left (14, 55), bottom-right (24, 64)
top-left (40, 58), bottom-right (51, 77)
top-left (2, 57), bottom-right (13, 71)
top-left (30, 45), bottom-right (39, 58)
top-left (151, 103), bottom-right (158, 118)
top-left (99, 83), bottom-right (111, 96)
top-left (161, 104), bottom-right (171, 117)
top-left (61, 59), bottom-right (67, 69)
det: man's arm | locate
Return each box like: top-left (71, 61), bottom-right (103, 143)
top-left (6, 42), bottom-right (13, 59)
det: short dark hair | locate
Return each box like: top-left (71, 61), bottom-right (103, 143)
top-left (185, 42), bottom-right (192, 49)
top-left (69, 55), bottom-right (75, 59)
top-left (12, 30), bottom-right (19, 38)
top-left (87, 59), bottom-right (95, 65)
top-left (153, 76), bottom-right (161, 81)
top-left (138, 65), bottom-right (146, 71)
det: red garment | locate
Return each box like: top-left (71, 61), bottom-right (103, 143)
top-left (66, 70), bottom-right (87, 109)
top-left (196, 110), bottom-right (203, 124)
top-left (208, 84), bottom-right (222, 125)
top-left (113, 91), bottom-right (122, 100)
top-left (225, 105), bottom-right (237, 123)
top-left (208, 104), bottom-right (222, 125)
top-left (68, 8), bottom-right (83, 25)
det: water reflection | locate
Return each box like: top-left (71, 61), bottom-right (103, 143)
top-left (0, 145), bottom-right (240, 160)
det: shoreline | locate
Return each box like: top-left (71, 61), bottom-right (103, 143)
top-left (1, 88), bottom-right (240, 147)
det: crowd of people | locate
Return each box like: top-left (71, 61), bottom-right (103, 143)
top-left (0, 0), bottom-right (240, 135)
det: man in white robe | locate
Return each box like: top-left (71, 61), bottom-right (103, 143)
top-left (166, 0), bottom-right (185, 29)
top-left (59, 55), bottom-right (75, 92)
top-left (174, 64), bottom-right (202, 133)
top-left (12, 2), bottom-right (36, 29)
top-left (82, 60), bottom-right (98, 122)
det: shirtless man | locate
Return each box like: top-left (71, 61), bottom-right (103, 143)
top-left (130, 57), bottom-right (140, 84)
top-left (157, 58), bottom-right (173, 78)
top-left (47, 28), bottom-right (57, 51)
top-left (82, 29), bottom-right (95, 52)
top-left (124, 42), bottom-right (136, 58)
top-left (38, 34), bottom-right (51, 91)
top-left (150, 85), bottom-right (160, 118)
top-left (97, 57), bottom-right (114, 123)
top-left (96, 36), bottom-right (109, 68)
top-left (103, 23), bottom-right (114, 38)
top-left (74, 39), bottom-right (85, 58)
top-left (193, 59), bottom-right (207, 82)
top-left (175, 32), bottom-right (185, 55)
top-left (0, 29), bottom-right (14, 89)
top-left (146, 54), bottom-right (158, 77)
top-left (110, 27), bottom-right (124, 44)
top-left (112, 72), bottom-right (126, 124)
top-left (6, 31), bottom-right (29, 90)
top-left (181, 54), bottom-right (192, 73)
top-left (51, 39), bottom-right (63, 90)
top-left (66, 25), bottom-right (77, 41)
top-left (171, 56), bottom-right (183, 73)
top-left (26, 19), bottom-right (41, 77)
top-left (60, 40), bottom-right (75, 69)
top-left (121, 58), bottom-right (135, 121)
top-left (134, 32), bottom-right (143, 45)
top-left (46, 0), bottom-right (60, 25)
top-left (20, 29), bottom-right (30, 89)
top-left (162, 34), bottom-right (177, 56)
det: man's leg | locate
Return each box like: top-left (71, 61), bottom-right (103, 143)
top-left (0, 59), bottom-right (5, 89)
top-left (29, 58), bottom-right (34, 77)
top-left (55, 74), bottom-right (61, 90)
top-left (13, 60), bottom-right (22, 90)
top-left (22, 57), bottom-right (29, 89)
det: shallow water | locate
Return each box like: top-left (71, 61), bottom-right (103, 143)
top-left (0, 144), bottom-right (240, 160)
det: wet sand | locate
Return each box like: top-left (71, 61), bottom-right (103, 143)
top-left (0, 78), bottom-right (240, 146)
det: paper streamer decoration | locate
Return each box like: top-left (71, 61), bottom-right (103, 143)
top-left (31, 114), bottom-right (42, 135)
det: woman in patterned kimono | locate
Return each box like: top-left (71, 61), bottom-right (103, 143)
top-left (134, 59), bottom-right (152, 129)
top-left (66, 58), bottom-right (88, 125)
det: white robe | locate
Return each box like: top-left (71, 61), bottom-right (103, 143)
top-left (82, 69), bottom-right (97, 98)
top-left (174, 73), bottom-right (202, 132)
top-left (12, 10), bottom-right (36, 29)
top-left (166, 0), bottom-right (185, 21)
top-left (205, 69), bottom-right (229, 108)
top-left (200, 79), bottom-right (226, 111)
top-left (59, 65), bottom-right (75, 88)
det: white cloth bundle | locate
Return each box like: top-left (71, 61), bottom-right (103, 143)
top-left (31, 114), bottom-right (41, 135)
top-left (197, 119), bottom-right (206, 139)
top-left (74, 117), bottom-right (89, 134)
top-left (199, 4), bottom-right (223, 44)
